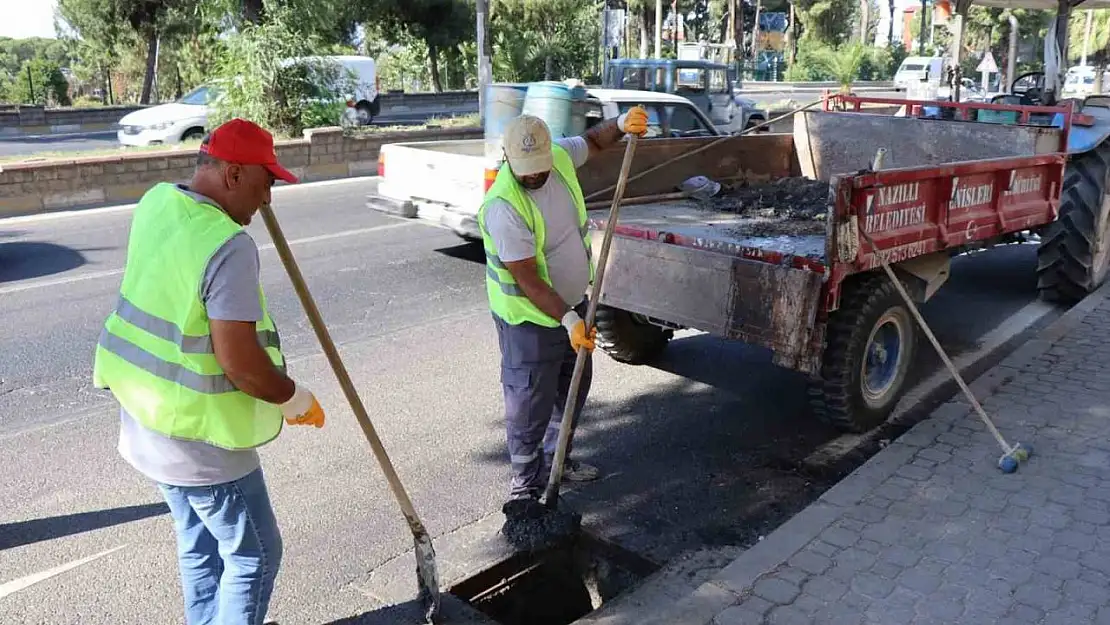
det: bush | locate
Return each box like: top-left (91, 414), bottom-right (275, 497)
top-left (10, 59), bottom-right (70, 106)
top-left (784, 41), bottom-right (836, 81)
top-left (71, 95), bottom-right (104, 108)
top-left (209, 5), bottom-right (357, 137)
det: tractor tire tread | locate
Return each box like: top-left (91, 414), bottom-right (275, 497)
top-left (1036, 140), bottom-right (1110, 304)
top-left (810, 275), bottom-right (912, 433)
top-left (594, 305), bottom-right (673, 365)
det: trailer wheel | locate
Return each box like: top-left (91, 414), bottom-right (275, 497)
top-left (1036, 141), bottom-right (1110, 304)
top-left (810, 276), bottom-right (917, 433)
top-left (595, 305), bottom-right (673, 364)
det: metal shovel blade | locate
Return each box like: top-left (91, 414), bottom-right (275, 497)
top-left (415, 532), bottom-right (440, 623)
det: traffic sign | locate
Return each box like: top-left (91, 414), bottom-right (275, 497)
top-left (977, 51), bottom-right (998, 74)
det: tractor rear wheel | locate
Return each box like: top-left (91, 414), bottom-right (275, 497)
top-left (1036, 141), bottom-right (1110, 304)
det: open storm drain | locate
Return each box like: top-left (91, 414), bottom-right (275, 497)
top-left (448, 533), bottom-right (659, 625)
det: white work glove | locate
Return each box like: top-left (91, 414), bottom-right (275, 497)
top-left (561, 310), bottom-right (597, 352)
top-left (280, 383), bottom-right (325, 428)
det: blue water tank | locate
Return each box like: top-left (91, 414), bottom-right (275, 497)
top-left (484, 83), bottom-right (528, 161)
top-left (522, 81), bottom-right (575, 139)
top-left (567, 83), bottom-right (589, 137)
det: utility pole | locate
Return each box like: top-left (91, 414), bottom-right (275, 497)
top-left (919, 0), bottom-right (927, 54)
top-left (1083, 9), bottom-right (1094, 65)
top-left (672, 0), bottom-right (678, 54)
top-left (728, 0), bottom-right (736, 67)
top-left (477, 0), bottom-right (492, 121)
top-left (655, 0), bottom-right (663, 57)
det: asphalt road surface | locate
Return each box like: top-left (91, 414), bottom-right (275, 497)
top-left (0, 177), bottom-right (1061, 624)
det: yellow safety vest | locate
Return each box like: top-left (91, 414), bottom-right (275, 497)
top-left (478, 144), bottom-right (595, 327)
top-left (92, 182), bottom-right (285, 450)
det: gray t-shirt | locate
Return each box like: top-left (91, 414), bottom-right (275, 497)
top-left (484, 136), bottom-right (591, 307)
top-left (117, 185), bottom-right (266, 487)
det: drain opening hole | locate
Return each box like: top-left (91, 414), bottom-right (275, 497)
top-left (449, 534), bottom-right (658, 625)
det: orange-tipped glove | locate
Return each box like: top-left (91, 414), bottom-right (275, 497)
top-left (617, 105), bottom-right (649, 137)
top-left (561, 310), bottom-right (597, 352)
top-left (280, 383), bottom-right (325, 428)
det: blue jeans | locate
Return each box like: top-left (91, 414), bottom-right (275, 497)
top-left (158, 468), bottom-right (283, 625)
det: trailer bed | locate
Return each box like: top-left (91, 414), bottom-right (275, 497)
top-left (588, 201), bottom-right (829, 273)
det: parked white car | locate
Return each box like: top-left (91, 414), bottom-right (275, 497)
top-left (117, 55), bottom-right (380, 147)
top-left (117, 84), bottom-right (214, 146)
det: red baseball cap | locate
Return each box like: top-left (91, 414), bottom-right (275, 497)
top-left (201, 118), bottom-right (299, 184)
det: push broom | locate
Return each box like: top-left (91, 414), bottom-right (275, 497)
top-left (864, 148), bottom-right (1032, 473)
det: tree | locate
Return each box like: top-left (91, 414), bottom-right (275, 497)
top-left (57, 0), bottom-right (128, 102)
top-left (209, 3), bottom-right (358, 135)
top-left (792, 0), bottom-right (857, 47)
top-left (11, 58), bottom-right (71, 105)
top-left (363, 0), bottom-right (474, 92)
top-left (490, 0), bottom-right (596, 82)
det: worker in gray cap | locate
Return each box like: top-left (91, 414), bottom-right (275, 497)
top-left (478, 106), bottom-right (648, 516)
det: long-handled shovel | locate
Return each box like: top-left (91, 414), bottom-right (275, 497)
top-left (259, 204), bottom-right (441, 624)
top-left (542, 133), bottom-right (640, 510)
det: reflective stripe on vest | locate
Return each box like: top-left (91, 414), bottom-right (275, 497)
top-left (114, 295), bottom-right (281, 354)
top-left (478, 144), bottom-right (595, 326)
top-left (92, 182), bottom-right (285, 450)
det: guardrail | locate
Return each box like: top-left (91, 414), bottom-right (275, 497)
top-left (0, 105), bottom-right (146, 137)
top-left (0, 91), bottom-right (481, 139)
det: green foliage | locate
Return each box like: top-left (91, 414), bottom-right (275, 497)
top-left (784, 40), bottom-right (883, 84)
top-left (1069, 10), bottom-right (1110, 65)
top-left (490, 0), bottom-right (597, 83)
top-left (360, 0), bottom-right (474, 92)
top-left (793, 0), bottom-right (858, 48)
top-left (300, 100), bottom-right (349, 129)
top-left (9, 58), bottom-right (71, 106)
top-left (859, 46), bottom-right (892, 80)
top-left (209, 4), bottom-right (358, 137)
top-left (784, 41), bottom-right (834, 81)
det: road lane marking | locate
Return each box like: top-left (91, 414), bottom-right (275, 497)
top-left (0, 176), bottom-right (380, 226)
top-left (0, 544), bottom-right (128, 599)
top-left (0, 220), bottom-right (420, 295)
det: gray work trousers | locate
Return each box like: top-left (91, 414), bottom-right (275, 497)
top-left (493, 300), bottom-right (593, 500)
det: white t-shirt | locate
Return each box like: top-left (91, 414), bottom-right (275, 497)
top-left (117, 186), bottom-right (265, 487)
top-left (483, 136), bottom-right (591, 306)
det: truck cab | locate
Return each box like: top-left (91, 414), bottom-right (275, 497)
top-left (602, 58), bottom-right (765, 133)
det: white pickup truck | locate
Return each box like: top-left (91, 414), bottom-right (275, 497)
top-left (367, 88), bottom-right (720, 241)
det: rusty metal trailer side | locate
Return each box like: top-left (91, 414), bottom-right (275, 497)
top-left (589, 101), bottom-right (1071, 432)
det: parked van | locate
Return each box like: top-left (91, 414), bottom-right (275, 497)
top-left (117, 55), bottom-right (379, 147)
top-left (893, 56), bottom-right (948, 91)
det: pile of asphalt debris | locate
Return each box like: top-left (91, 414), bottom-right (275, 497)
top-left (706, 177), bottom-right (830, 237)
top-left (710, 177), bottom-right (830, 220)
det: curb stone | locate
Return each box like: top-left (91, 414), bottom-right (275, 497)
top-left (579, 282), bottom-right (1110, 625)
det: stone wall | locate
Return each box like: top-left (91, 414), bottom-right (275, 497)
top-left (0, 105), bottom-right (146, 136)
top-left (0, 125), bottom-right (482, 217)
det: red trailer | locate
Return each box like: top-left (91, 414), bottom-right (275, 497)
top-left (586, 95), bottom-right (1078, 432)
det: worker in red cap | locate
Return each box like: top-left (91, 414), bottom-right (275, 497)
top-left (93, 118), bottom-right (321, 625)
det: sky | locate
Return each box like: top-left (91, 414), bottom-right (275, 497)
top-left (0, 0), bottom-right (59, 40)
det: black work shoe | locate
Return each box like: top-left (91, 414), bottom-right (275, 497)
top-left (502, 496), bottom-right (545, 522)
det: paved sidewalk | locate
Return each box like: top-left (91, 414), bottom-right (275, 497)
top-left (584, 284), bottom-right (1110, 625)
